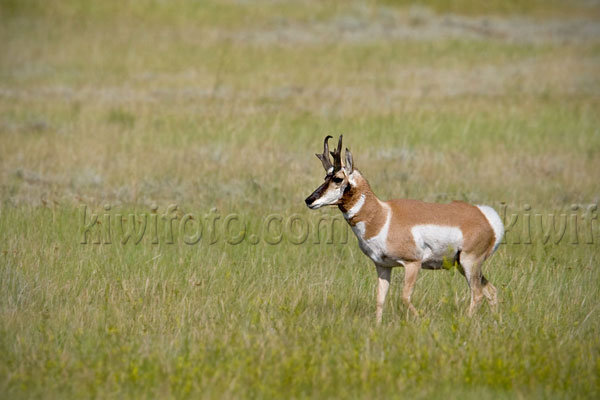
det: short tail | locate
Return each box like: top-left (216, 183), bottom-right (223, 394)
top-left (476, 205), bottom-right (504, 254)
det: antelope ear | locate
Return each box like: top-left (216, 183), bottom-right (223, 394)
top-left (344, 148), bottom-right (354, 174)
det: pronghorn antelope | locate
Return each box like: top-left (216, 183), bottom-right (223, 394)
top-left (305, 135), bottom-right (504, 324)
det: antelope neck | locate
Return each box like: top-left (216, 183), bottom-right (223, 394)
top-left (339, 173), bottom-right (386, 227)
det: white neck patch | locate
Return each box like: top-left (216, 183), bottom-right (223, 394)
top-left (343, 194), bottom-right (365, 219)
top-left (351, 202), bottom-right (392, 265)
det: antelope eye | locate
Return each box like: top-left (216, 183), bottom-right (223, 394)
top-left (332, 176), bottom-right (343, 184)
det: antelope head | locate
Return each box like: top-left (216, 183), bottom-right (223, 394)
top-left (305, 135), bottom-right (354, 209)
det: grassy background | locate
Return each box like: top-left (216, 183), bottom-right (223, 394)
top-left (1, 0), bottom-right (599, 398)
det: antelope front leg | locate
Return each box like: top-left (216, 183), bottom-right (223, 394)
top-left (402, 261), bottom-right (421, 317)
top-left (375, 265), bottom-right (392, 325)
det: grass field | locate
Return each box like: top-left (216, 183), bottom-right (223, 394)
top-left (1, 0), bottom-right (600, 398)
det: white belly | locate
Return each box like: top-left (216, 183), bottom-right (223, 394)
top-left (411, 224), bottom-right (463, 267)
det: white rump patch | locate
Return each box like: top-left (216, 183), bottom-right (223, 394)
top-left (343, 194), bottom-right (365, 219)
top-left (411, 225), bottom-right (463, 264)
top-left (477, 205), bottom-right (504, 253)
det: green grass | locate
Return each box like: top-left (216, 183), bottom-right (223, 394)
top-left (1, 207), bottom-right (598, 398)
top-left (1, 0), bottom-right (599, 398)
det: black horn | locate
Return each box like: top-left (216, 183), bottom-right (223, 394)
top-left (316, 135), bottom-right (334, 173)
top-left (330, 135), bottom-right (343, 172)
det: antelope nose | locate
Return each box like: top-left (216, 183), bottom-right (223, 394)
top-left (305, 196), bottom-right (314, 207)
